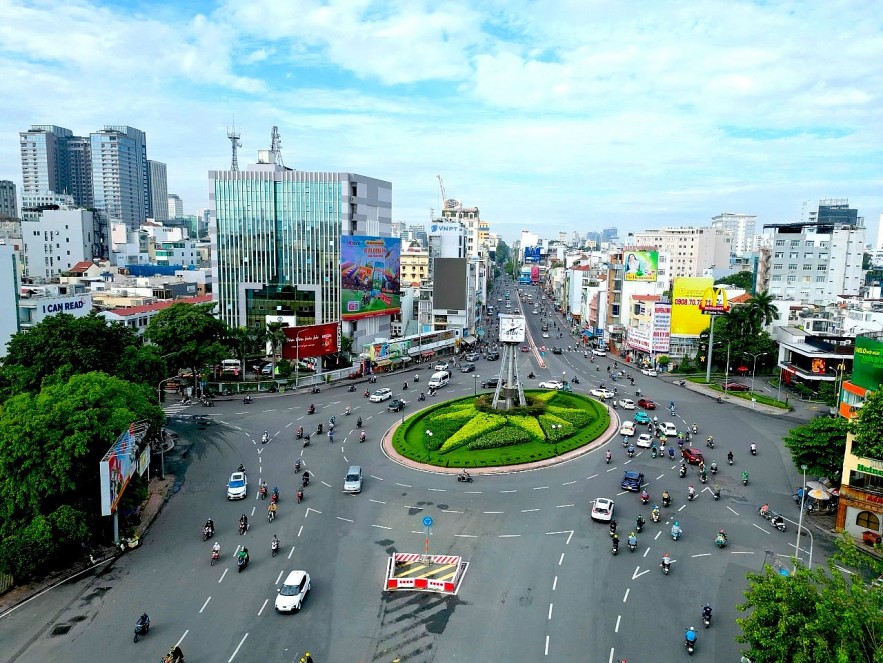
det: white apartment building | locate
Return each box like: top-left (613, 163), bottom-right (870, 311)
top-left (0, 245), bottom-right (20, 355)
top-left (22, 207), bottom-right (102, 279)
top-left (627, 227), bottom-right (730, 278)
top-left (766, 222), bottom-right (865, 305)
top-left (401, 245), bottom-right (430, 287)
top-left (711, 212), bottom-right (756, 256)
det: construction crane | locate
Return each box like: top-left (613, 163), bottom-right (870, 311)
top-left (436, 175), bottom-right (446, 218)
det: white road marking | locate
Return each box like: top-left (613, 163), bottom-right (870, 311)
top-left (372, 524), bottom-right (392, 530)
top-left (533, 486), bottom-right (549, 490)
top-left (405, 505), bottom-right (424, 511)
top-left (176, 629), bottom-right (189, 647)
top-left (608, 648), bottom-right (615, 663)
top-left (632, 567), bottom-right (649, 580)
top-left (624, 459), bottom-right (632, 465)
top-left (455, 534), bottom-right (478, 538)
top-left (321, 481), bottom-right (332, 487)
top-left (370, 475), bottom-right (384, 481)
top-left (678, 505), bottom-right (686, 512)
top-left (369, 498), bottom-right (387, 504)
top-left (500, 489), bottom-right (517, 493)
top-left (562, 481), bottom-right (577, 486)
top-left (228, 632), bottom-right (248, 663)
top-left (558, 553), bottom-right (565, 566)
top-left (440, 509), bottom-right (463, 513)
top-left (465, 490), bottom-right (482, 494)
top-left (257, 598), bottom-right (268, 616)
top-left (199, 597), bottom-right (211, 613)
top-left (428, 488), bottom-right (446, 492)
top-left (616, 490), bottom-right (629, 496)
top-left (337, 516), bottom-right (354, 523)
top-left (606, 467), bottom-right (617, 473)
top-left (395, 482), bottom-right (412, 488)
top-left (692, 553), bottom-right (712, 558)
top-left (730, 551), bottom-right (755, 555)
top-left (545, 635), bottom-right (550, 656)
top-left (499, 534), bottom-right (521, 538)
top-left (752, 523), bottom-right (771, 534)
top-left (727, 506), bottom-right (740, 516)
top-left (556, 504), bottom-right (574, 508)
top-left (250, 506), bottom-right (256, 516)
top-left (622, 588), bottom-right (630, 603)
top-left (218, 569), bottom-right (228, 583)
top-left (304, 508), bottom-right (322, 517)
top-left (297, 525), bottom-right (303, 537)
top-left (284, 422), bottom-right (293, 428)
top-left (521, 508), bottom-right (540, 513)
top-left (483, 511), bottom-right (503, 514)
top-left (655, 474), bottom-right (665, 480)
top-left (615, 615), bottom-right (621, 633)
top-left (642, 548), bottom-right (650, 558)
top-left (587, 474), bottom-right (598, 479)
top-left (548, 603), bottom-right (553, 620)
top-left (552, 576), bottom-right (558, 591)
top-left (654, 531), bottom-right (661, 540)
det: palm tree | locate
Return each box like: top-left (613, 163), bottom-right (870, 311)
top-left (746, 290), bottom-right (779, 333)
top-left (266, 322), bottom-right (287, 377)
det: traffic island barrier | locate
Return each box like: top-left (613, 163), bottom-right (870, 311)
top-left (385, 553), bottom-right (468, 595)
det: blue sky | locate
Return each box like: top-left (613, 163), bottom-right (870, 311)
top-left (1, 0), bottom-right (881, 245)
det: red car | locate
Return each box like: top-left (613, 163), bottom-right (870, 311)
top-left (721, 382), bottom-right (750, 392)
top-left (682, 447), bottom-right (705, 465)
top-left (520, 346), bottom-right (530, 352)
top-left (637, 398), bottom-right (656, 410)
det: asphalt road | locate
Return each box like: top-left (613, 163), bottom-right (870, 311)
top-left (0, 282), bottom-right (834, 663)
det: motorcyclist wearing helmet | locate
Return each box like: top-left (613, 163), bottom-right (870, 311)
top-left (685, 626), bottom-right (697, 645)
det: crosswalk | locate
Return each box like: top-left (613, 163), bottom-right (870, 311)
top-left (163, 400), bottom-right (192, 417)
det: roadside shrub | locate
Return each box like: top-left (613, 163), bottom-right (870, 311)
top-left (427, 410), bottom-right (475, 445)
top-left (507, 414), bottom-right (545, 441)
top-left (532, 390), bottom-right (558, 403)
top-left (547, 405), bottom-right (592, 428)
top-left (539, 414), bottom-right (576, 441)
top-left (467, 427), bottom-right (531, 450)
top-left (474, 392), bottom-right (548, 416)
top-left (440, 413), bottom-right (507, 452)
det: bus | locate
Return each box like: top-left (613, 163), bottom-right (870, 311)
top-left (221, 359), bottom-right (241, 376)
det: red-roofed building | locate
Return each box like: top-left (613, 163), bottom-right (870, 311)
top-left (98, 295), bottom-right (213, 334)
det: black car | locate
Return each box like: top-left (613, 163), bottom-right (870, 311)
top-left (486, 351), bottom-right (500, 361)
top-left (387, 399), bottom-right (406, 412)
top-left (481, 377), bottom-right (500, 389)
top-left (552, 347), bottom-right (563, 355)
top-left (460, 363), bottom-right (476, 373)
top-left (620, 470), bottom-right (645, 492)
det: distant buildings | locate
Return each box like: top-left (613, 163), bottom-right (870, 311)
top-left (627, 227), bottom-right (731, 278)
top-left (90, 125), bottom-right (149, 228)
top-left (0, 180), bottom-right (17, 219)
top-left (21, 207), bottom-right (101, 279)
top-left (147, 160), bottom-right (168, 221)
top-left (167, 193), bottom-right (184, 219)
top-left (711, 212), bottom-right (756, 256)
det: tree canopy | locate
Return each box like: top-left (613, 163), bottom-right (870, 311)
top-left (850, 389), bottom-right (883, 460)
top-left (144, 302), bottom-right (229, 386)
top-left (737, 537), bottom-right (883, 663)
top-left (716, 271), bottom-right (755, 291)
top-left (783, 415), bottom-right (849, 479)
top-left (0, 313), bottom-right (144, 399)
top-left (0, 372), bottom-right (162, 579)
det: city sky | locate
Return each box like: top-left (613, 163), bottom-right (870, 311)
top-left (1, 0), bottom-right (881, 244)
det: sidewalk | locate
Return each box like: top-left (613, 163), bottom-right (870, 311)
top-left (0, 474), bottom-right (176, 617)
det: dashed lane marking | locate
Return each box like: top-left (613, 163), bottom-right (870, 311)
top-left (369, 498), bottom-right (386, 504)
top-left (562, 481), bottom-right (577, 486)
top-left (499, 534), bottom-right (521, 538)
top-left (727, 506), bottom-right (740, 516)
top-left (395, 482), bottom-right (412, 488)
top-left (533, 486), bottom-right (550, 490)
top-left (752, 523), bottom-right (771, 534)
top-left (370, 475), bottom-right (384, 481)
top-left (692, 553), bottom-right (711, 558)
top-left (372, 524), bottom-right (392, 530)
top-left (455, 534), bottom-right (478, 538)
top-left (337, 516), bottom-right (354, 523)
top-left (405, 505), bottom-right (424, 511)
top-left (483, 511), bottom-right (503, 514)
top-left (521, 508), bottom-right (540, 513)
top-left (556, 504), bottom-right (574, 508)
top-left (622, 588), bottom-right (630, 603)
top-left (199, 597), bottom-right (211, 613)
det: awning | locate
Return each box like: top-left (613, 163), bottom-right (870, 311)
top-left (421, 350), bottom-right (436, 357)
top-left (462, 336), bottom-right (478, 345)
top-left (374, 359), bottom-right (391, 367)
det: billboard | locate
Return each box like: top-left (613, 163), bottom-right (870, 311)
top-left (281, 322), bottom-right (341, 360)
top-left (369, 339), bottom-right (412, 362)
top-left (853, 336), bottom-right (883, 390)
top-left (519, 266), bottom-right (532, 284)
top-left (652, 302), bottom-right (671, 352)
top-left (530, 265), bottom-right (540, 283)
top-left (699, 287), bottom-right (731, 314)
top-left (524, 246), bottom-right (541, 263)
top-left (623, 251), bottom-right (659, 282)
top-left (99, 422), bottom-right (146, 516)
top-left (340, 236), bottom-right (401, 321)
top-left (433, 258), bottom-right (467, 309)
top-left (671, 277), bottom-right (713, 336)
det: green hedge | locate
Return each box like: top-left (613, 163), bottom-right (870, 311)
top-left (467, 427), bottom-right (531, 450)
top-left (439, 412), bottom-right (507, 453)
top-left (508, 414), bottom-right (545, 441)
top-left (539, 413), bottom-right (576, 441)
top-left (546, 405), bottom-right (592, 428)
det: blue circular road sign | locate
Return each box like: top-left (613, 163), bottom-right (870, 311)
top-left (423, 516), bottom-right (433, 527)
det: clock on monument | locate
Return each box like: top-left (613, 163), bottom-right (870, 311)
top-left (499, 315), bottom-right (526, 343)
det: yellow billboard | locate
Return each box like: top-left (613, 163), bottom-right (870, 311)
top-left (671, 277), bottom-right (713, 336)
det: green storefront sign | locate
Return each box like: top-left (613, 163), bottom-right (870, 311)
top-left (852, 336), bottom-right (883, 391)
top-left (857, 463), bottom-right (883, 478)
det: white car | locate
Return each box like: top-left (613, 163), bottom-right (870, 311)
top-left (636, 433), bottom-right (654, 448)
top-left (641, 368), bottom-right (658, 377)
top-left (618, 399), bottom-right (636, 410)
top-left (369, 388), bottom-right (392, 403)
top-left (275, 570), bottom-right (311, 613)
top-left (434, 361), bottom-right (450, 371)
top-left (661, 422), bottom-right (678, 437)
top-left (590, 388), bottom-right (615, 399)
top-left (542, 332), bottom-right (550, 338)
top-left (539, 380), bottom-right (565, 389)
top-left (591, 497), bottom-right (615, 522)
top-left (592, 349), bottom-right (607, 356)
top-left (226, 471), bottom-right (247, 500)
top-left (619, 421), bottom-right (636, 437)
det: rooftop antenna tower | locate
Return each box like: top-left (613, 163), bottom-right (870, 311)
top-left (270, 126), bottom-right (284, 167)
top-left (227, 117), bottom-right (242, 171)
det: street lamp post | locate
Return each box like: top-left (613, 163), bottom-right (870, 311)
top-left (551, 424), bottom-right (561, 456)
top-left (794, 464), bottom-right (807, 572)
top-left (425, 429), bottom-right (434, 463)
top-left (473, 374), bottom-right (480, 396)
top-left (156, 376), bottom-right (179, 480)
top-left (743, 351), bottom-right (768, 394)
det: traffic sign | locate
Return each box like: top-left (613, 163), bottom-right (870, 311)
top-left (423, 516), bottom-right (433, 527)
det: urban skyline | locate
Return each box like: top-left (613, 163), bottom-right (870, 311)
top-left (0, 1), bottom-right (882, 243)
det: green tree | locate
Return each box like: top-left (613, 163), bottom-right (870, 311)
top-left (746, 290), bottom-right (780, 331)
top-left (228, 326), bottom-right (266, 376)
top-left (0, 372), bottom-right (161, 579)
top-left (716, 271), bottom-right (755, 291)
top-left (144, 302), bottom-right (229, 394)
top-left (736, 537), bottom-right (883, 663)
top-left (850, 389), bottom-right (883, 460)
top-left (0, 313), bottom-right (142, 399)
top-left (266, 321), bottom-right (286, 376)
top-left (783, 415), bottom-right (849, 478)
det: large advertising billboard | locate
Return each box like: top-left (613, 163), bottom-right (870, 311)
top-left (652, 302), bottom-right (671, 352)
top-left (524, 246), bottom-right (541, 263)
top-left (530, 265), bottom-right (540, 283)
top-left (623, 250), bottom-right (659, 282)
top-left (281, 322), bottom-right (341, 359)
top-left (671, 277), bottom-right (713, 336)
top-left (99, 422), bottom-right (146, 516)
top-left (519, 266), bottom-right (532, 284)
top-left (852, 336), bottom-right (883, 390)
top-left (340, 236), bottom-right (401, 321)
top-left (369, 339), bottom-right (412, 362)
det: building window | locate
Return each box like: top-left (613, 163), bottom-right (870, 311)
top-left (856, 510), bottom-right (879, 530)
top-left (817, 264), bottom-right (827, 271)
top-left (804, 252), bottom-right (814, 259)
top-left (773, 263), bottom-right (783, 270)
top-left (772, 275), bottom-right (782, 282)
top-left (787, 275), bottom-right (796, 283)
top-left (816, 275), bottom-right (825, 282)
top-left (804, 240), bottom-right (814, 247)
top-left (775, 239), bottom-right (785, 247)
top-left (788, 264), bottom-right (798, 270)
top-left (802, 264), bottom-right (812, 271)
top-left (789, 252), bottom-right (799, 259)
top-left (818, 253), bottom-right (828, 260)
top-left (774, 252), bottom-right (784, 258)
top-left (791, 240), bottom-right (800, 247)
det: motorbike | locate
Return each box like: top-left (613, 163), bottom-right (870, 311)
top-left (211, 548), bottom-right (220, 566)
top-left (715, 533), bottom-right (728, 549)
top-left (303, 435), bottom-right (311, 447)
top-left (311, 386), bottom-right (321, 394)
top-left (528, 372), bottom-right (536, 379)
top-left (237, 554), bottom-right (249, 573)
top-left (202, 525), bottom-right (213, 541)
top-left (268, 508), bottom-right (276, 523)
top-left (727, 453), bottom-right (734, 465)
top-left (757, 506), bottom-right (787, 532)
top-left (651, 509), bottom-right (661, 523)
top-left (360, 431), bottom-right (366, 443)
top-left (296, 427), bottom-right (303, 439)
top-left (706, 438), bottom-right (715, 449)
top-left (294, 460), bottom-right (302, 473)
top-left (677, 380), bottom-right (687, 387)
top-left (297, 489), bottom-right (303, 504)
top-left (685, 633), bottom-right (696, 655)
top-left (662, 493), bottom-right (671, 508)
top-left (307, 405), bottom-right (315, 415)
top-left (364, 390), bottom-right (370, 398)
top-left (418, 393), bottom-right (426, 401)
top-left (679, 465), bottom-right (687, 478)
top-left (628, 537), bottom-right (637, 552)
top-left (243, 395), bottom-right (252, 404)
top-left (688, 490), bottom-right (696, 502)
top-left (691, 424), bottom-right (698, 434)
top-left (605, 451), bottom-right (612, 464)
top-left (134, 619), bottom-right (149, 642)
top-left (710, 463), bottom-right (717, 475)
top-left (239, 521), bottom-right (248, 535)
top-left (345, 407), bottom-right (351, 416)
top-left (661, 560), bottom-right (671, 575)
top-left (640, 491), bottom-right (650, 505)
top-left (348, 384), bottom-right (356, 392)
top-left (317, 423), bottom-right (323, 435)
top-left (750, 444), bottom-right (757, 456)
top-left (260, 484), bottom-right (268, 499)
top-left (611, 541), bottom-right (618, 556)
top-left (703, 608), bottom-right (712, 629)
top-left (741, 472), bottom-right (749, 486)
top-left (302, 473), bottom-right (310, 487)
top-left (572, 377), bottom-right (580, 385)
top-left (271, 538), bottom-right (280, 557)
top-left (201, 397), bottom-right (214, 407)
top-left (271, 488), bottom-right (279, 503)
top-left (457, 472), bottom-right (473, 483)
top-left (672, 528), bottom-right (682, 541)
top-left (713, 487), bottom-right (721, 501)
top-left (635, 518), bottom-right (644, 533)
top-left (627, 447), bottom-right (635, 458)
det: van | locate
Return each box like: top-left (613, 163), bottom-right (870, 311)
top-left (343, 465), bottom-right (363, 494)
top-left (221, 359), bottom-right (241, 376)
top-left (428, 371), bottom-right (450, 389)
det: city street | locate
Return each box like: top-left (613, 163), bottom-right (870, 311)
top-left (0, 287), bottom-right (833, 662)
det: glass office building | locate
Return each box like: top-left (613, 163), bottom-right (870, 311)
top-left (90, 125), bottom-right (148, 228)
top-left (209, 154), bottom-right (393, 348)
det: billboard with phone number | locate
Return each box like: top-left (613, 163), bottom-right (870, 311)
top-left (340, 236), bottom-right (401, 321)
top-left (281, 322), bottom-right (341, 359)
